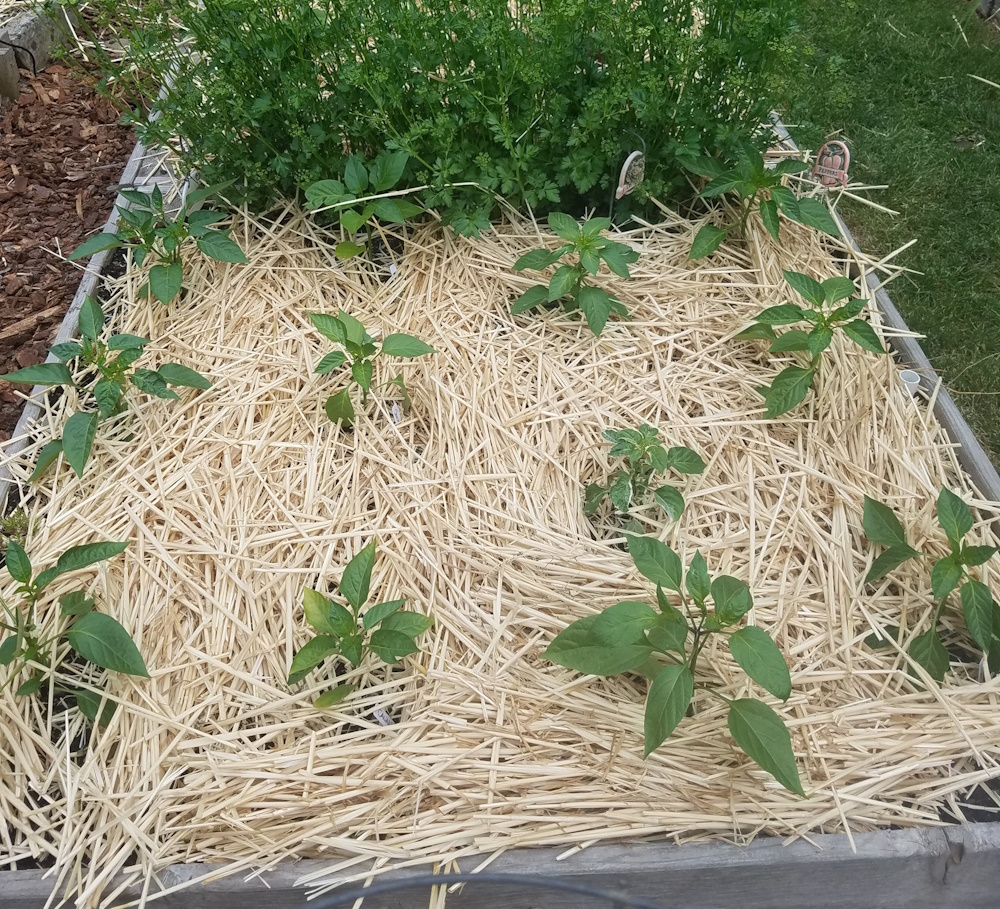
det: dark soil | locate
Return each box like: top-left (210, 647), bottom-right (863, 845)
top-left (0, 63), bottom-right (134, 442)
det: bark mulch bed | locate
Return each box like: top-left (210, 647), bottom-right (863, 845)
top-left (0, 62), bottom-right (134, 442)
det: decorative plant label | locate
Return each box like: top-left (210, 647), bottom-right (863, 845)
top-left (616, 151), bottom-right (645, 199)
top-left (812, 141), bottom-right (850, 187)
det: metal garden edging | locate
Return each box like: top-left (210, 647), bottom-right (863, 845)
top-left (3, 120), bottom-right (1000, 907)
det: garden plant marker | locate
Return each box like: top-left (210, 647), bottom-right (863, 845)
top-left (616, 150), bottom-right (646, 200)
top-left (812, 140), bottom-right (851, 188)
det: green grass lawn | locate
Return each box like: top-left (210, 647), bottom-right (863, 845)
top-left (780, 0), bottom-right (1000, 458)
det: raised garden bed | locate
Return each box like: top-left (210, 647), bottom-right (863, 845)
top-left (1, 129), bottom-right (1000, 906)
top-left (3, 0), bottom-right (1000, 903)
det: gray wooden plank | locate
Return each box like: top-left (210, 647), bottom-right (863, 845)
top-left (5, 823), bottom-right (1000, 909)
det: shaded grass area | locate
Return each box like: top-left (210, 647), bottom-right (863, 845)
top-left (780, 0), bottom-right (1000, 458)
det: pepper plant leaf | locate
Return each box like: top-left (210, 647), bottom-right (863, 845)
top-left (653, 485), bottom-right (685, 522)
top-left (314, 683), bottom-right (355, 709)
top-left (340, 539), bottom-right (376, 610)
top-left (3, 362), bottom-right (74, 387)
top-left (937, 488), bottom-right (974, 547)
top-left (62, 411), bottom-right (99, 477)
top-left (325, 389), bottom-right (355, 426)
top-left (512, 284), bottom-right (550, 313)
top-left (961, 579), bottom-right (994, 652)
top-left (841, 319), bottom-right (885, 354)
top-left (759, 199), bottom-right (780, 242)
top-left (626, 535), bottom-right (683, 593)
top-left (782, 270), bottom-right (825, 307)
top-left (908, 629), bottom-right (949, 683)
top-left (643, 665), bottom-right (694, 757)
top-left (67, 612), bottom-right (149, 677)
top-left (381, 334), bottom-right (435, 358)
top-left (728, 627), bottom-right (791, 700)
top-left (689, 224), bottom-right (727, 259)
top-left (590, 601), bottom-right (659, 647)
top-left (545, 615), bottom-right (653, 676)
top-left (762, 366), bottom-right (815, 418)
top-left (712, 575), bottom-right (753, 625)
top-left (727, 698), bottom-right (804, 796)
top-left (577, 285), bottom-right (612, 336)
top-left (930, 556), bottom-right (963, 601)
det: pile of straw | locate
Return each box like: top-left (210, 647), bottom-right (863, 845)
top-left (2, 202), bottom-right (998, 906)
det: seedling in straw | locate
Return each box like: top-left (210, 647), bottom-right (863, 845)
top-left (0, 539), bottom-right (148, 726)
top-left (308, 310), bottom-right (434, 427)
top-left (512, 212), bottom-right (639, 337)
top-left (862, 490), bottom-right (1000, 682)
top-left (735, 270), bottom-right (885, 418)
top-left (3, 297), bottom-right (211, 479)
top-left (68, 181), bottom-right (247, 304)
top-left (288, 540), bottom-right (433, 708)
top-left (585, 425), bottom-right (705, 524)
top-left (545, 534), bottom-right (803, 795)
top-left (304, 150), bottom-right (423, 260)
top-left (680, 144), bottom-right (840, 259)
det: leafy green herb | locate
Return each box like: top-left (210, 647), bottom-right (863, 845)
top-left (0, 540), bottom-right (147, 724)
top-left (3, 297), bottom-right (211, 478)
top-left (736, 270), bottom-right (886, 418)
top-left (308, 311), bottom-right (434, 426)
top-left (69, 182), bottom-right (246, 304)
top-left (681, 145), bottom-right (839, 258)
top-left (0, 508), bottom-right (30, 558)
top-left (84, 0), bottom-right (796, 229)
top-left (289, 540), bottom-right (433, 707)
top-left (305, 150), bottom-right (423, 260)
top-left (512, 213), bottom-right (639, 336)
top-left (861, 490), bottom-right (1000, 682)
top-left (544, 535), bottom-right (803, 794)
top-left (585, 424), bottom-right (705, 524)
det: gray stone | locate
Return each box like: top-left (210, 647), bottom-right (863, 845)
top-left (0, 6), bottom-right (80, 73)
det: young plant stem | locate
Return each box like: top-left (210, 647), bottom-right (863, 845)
top-left (932, 596), bottom-right (949, 628)
top-left (702, 687), bottom-right (734, 707)
top-left (688, 628), bottom-right (710, 676)
top-left (737, 190), bottom-right (758, 236)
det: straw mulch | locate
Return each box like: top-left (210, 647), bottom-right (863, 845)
top-left (2, 203), bottom-right (999, 906)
